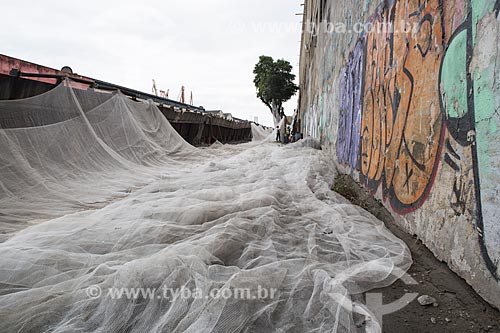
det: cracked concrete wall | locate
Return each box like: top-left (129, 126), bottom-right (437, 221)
top-left (299, 0), bottom-right (500, 308)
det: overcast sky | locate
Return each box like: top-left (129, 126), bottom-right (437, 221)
top-left (2, 0), bottom-right (304, 126)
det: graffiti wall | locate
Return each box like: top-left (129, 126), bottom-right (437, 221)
top-left (337, 40), bottom-right (363, 169)
top-left (299, 0), bottom-right (500, 307)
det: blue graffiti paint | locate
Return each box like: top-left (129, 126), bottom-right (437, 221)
top-left (337, 40), bottom-right (364, 169)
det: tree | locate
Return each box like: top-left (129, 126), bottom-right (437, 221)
top-left (253, 56), bottom-right (298, 126)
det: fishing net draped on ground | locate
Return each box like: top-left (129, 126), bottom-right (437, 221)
top-left (0, 82), bottom-right (194, 230)
top-left (0, 82), bottom-right (411, 332)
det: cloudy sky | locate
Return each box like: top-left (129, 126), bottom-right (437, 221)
top-left (2, 0), bottom-right (304, 126)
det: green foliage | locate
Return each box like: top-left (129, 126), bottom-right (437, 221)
top-left (332, 175), bottom-right (359, 202)
top-left (253, 56), bottom-right (298, 114)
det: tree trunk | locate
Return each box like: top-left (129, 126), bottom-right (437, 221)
top-left (271, 100), bottom-right (283, 127)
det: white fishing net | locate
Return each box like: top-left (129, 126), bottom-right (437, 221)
top-left (0, 82), bottom-right (411, 332)
top-left (0, 82), bottom-right (195, 232)
top-left (250, 123), bottom-right (273, 141)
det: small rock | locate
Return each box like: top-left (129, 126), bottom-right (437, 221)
top-left (445, 318), bottom-right (451, 323)
top-left (433, 302), bottom-right (439, 307)
top-left (431, 317), bottom-right (437, 324)
top-left (418, 295), bottom-right (437, 306)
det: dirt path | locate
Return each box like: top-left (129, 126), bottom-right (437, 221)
top-left (333, 174), bottom-right (500, 333)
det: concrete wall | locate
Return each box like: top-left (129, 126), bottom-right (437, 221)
top-left (299, 0), bottom-right (500, 308)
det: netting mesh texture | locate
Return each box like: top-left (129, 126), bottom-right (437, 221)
top-left (0, 82), bottom-right (411, 332)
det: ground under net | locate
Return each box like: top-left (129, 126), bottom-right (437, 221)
top-left (0, 82), bottom-right (411, 332)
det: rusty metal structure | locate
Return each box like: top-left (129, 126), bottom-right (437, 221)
top-left (0, 54), bottom-right (252, 145)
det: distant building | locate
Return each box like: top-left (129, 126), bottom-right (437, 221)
top-left (204, 110), bottom-right (225, 118)
top-left (204, 110), bottom-right (234, 121)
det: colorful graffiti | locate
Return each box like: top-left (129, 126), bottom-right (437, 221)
top-left (337, 40), bottom-right (364, 169)
top-left (334, 0), bottom-right (500, 278)
top-left (440, 0), bottom-right (500, 280)
top-left (356, 0), bottom-right (446, 213)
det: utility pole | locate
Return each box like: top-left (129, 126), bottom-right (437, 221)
top-left (180, 86), bottom-right (185, 104)
top-left (152, 79), bottom-right (158, 96)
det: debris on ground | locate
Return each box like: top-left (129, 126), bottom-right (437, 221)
top-left (418, 295), bottom-right (438, 306)
top-left (332, 173), bottom-right (500, 333)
